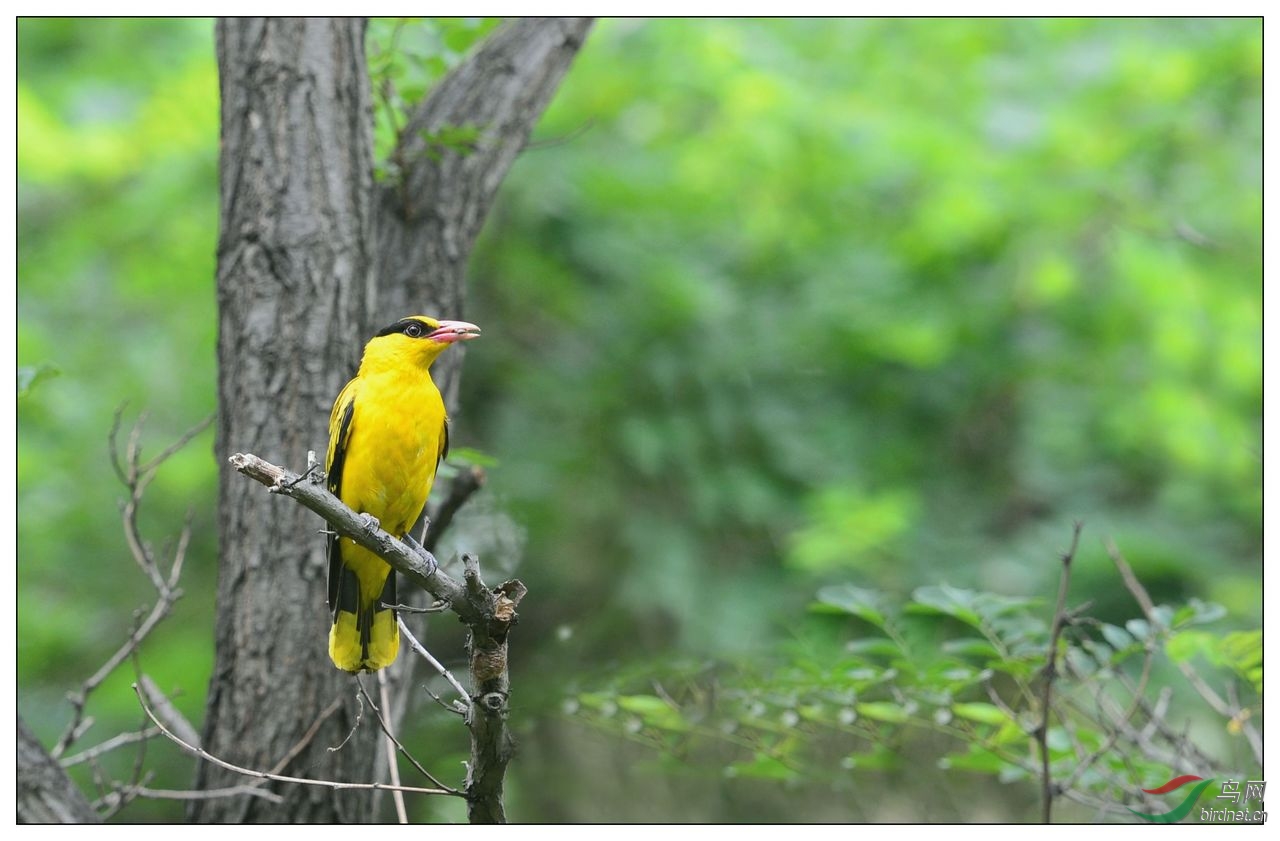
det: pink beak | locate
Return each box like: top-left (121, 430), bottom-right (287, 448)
top-left (427, 320), bottom-right (482, 344)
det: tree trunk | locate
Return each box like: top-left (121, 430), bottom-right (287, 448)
top-left (17, 717), bottom-right (102, 823)
top-left (196, 16), bottom-right (591, 822)
top-left (192, 18), bottom-right (377, 822)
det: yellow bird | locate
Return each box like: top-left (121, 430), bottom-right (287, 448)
top-left (326, 315), bottom-right (481, 672)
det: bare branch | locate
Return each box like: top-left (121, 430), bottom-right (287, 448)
top-left (96, 783), bottom-right (284, 811)
top-left (52, 420), bottom-right (204, 760)
top-left (228, 453), bottom-right (473, 621)
top-left (53, 580), bottom-right (184, 758)
top-left (134, 684), bottom-right (455, 798)
top-left (60, 728), bottom-right (162, 769)
top-left (1107, 539), bottom-right (1262, 764)
top-left (140, 413), bottom-right (216, 476)
top-left (358, 675), bottom-right (463, 797)
top-left (398, 616), bottom-right (470, 711)
top-left (136, 675), bottom-right (200, 749)
top-left (376, 672), bottom-right (409, 824)
top-left (266, 698), bottom-right (343, 777)
top-left (1036, 520), bottom-right (1083, 824)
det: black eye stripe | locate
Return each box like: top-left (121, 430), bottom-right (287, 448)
top-left (374, 318), bottom-right (433, 338)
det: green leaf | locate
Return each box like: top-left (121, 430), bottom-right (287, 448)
top-left (1172, 598), bottom-right (1227, 628)
top-left (908, 584), bottom-right (983, 628)
top-left (951, 702), bottom-right (1009, 725)
top-left (1165, 629), bottom-right (1215, 663)
top-left (814, 584), bottom-right (889, 629)
top-left (938, 745), bottom-right (1007, 775)
top-left (1220, 629), bottom-right (1262, 693)
top-left (447, 446), bottom-right (499, 468)
top-left (942, 638), bottom-right (1001, 658)
top-left (1125, 618), bottom-right (1152, 640)
top-left (844, 638), bottom-right (901, 657)
top-left (615, 694), bottom-right (685, 730)
top-left (419, 123), bottom-right (483, 156)
top-left (841, 747), bottom-right (900, 771)
top-left (1099, 623), bottom-right (1134, 651)
top-left (856, 701), bottom-right (910, 723)
top-left (726, 752), bottom-right (797, 781)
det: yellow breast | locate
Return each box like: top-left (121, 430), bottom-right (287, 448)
top-left (339, 370), bottom-right (445, 537)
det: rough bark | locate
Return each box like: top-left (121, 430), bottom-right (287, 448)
top-left (199, 16), bottom-right (590, 823)
top-left (193, 18), bottom-right (377, 822)
top-left (17, 718), bottom-right (103, 824)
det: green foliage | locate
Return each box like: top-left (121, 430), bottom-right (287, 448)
top-left (368, 17), bottom-right (500, 176)
top-left (566, 564), bottom-right (1261, 821)
top-left (472, 19), bottom-right (1261, 660)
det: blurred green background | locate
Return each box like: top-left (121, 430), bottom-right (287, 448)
top-left (18, 18), bottom-right (1261, 822)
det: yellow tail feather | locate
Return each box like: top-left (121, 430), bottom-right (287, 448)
top-left (328, 603), bottom-right (399, 673)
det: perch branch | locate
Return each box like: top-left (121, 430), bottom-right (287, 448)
top-left (228, 452), bottom-right (526, 822)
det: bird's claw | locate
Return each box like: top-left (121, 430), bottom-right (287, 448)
top-left (359, 513), bottom-right (381, 533)
top-left (402, 532), bottom-right (438, 577)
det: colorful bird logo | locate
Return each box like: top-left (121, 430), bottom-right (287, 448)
top-left (1128, 775), bottom-right (1214, 823)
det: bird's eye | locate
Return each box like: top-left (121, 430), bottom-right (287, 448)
top-left (404, 322), bottom-right (424, 338)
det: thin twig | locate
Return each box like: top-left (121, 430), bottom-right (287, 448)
top-left (55, 416), bottom-right (205, 759)
top-left (358, 675), bottom-right (463, 797)
top-left (376, 672), bottom-right (410, 823)
top-left (138, 413), bottom-right (215, 476)
top-left (94, 771), bottom-right (154, 819)
top-left (1057, 625), bottom-right (1156, 795)
top-left (329, 685), bottom-right (364, 754)
top-left (1107, 539), bottom-right (1263, 764)
top-left (1037, 520), bottom-right (1082, 824)
top-left (61, 727), bottom-right (162, 768)
top-left (96, 783), bottom-right (283, 810)
top-left (230, 451), bottom-right (528, 822)
top-left (266, 698), bottom-right (343, 776)
top-left (398, 616), bottom-right (470, 708)
top-left (53, 579), bottom-right (185, 758)
top-left (133, 683), bottom-right (454, 797)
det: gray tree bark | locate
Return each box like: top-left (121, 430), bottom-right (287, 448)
top-left (196, 16), bottom-right (591, 822)
top-left (17, 718), bottom-right (103, 823)
top-left (193, 18), bottom-right (377, 823)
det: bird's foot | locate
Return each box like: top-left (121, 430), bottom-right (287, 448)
top-left (401, 532), bottom-right (439, 577)
top-left (358, 513), bottom-right (382, 533)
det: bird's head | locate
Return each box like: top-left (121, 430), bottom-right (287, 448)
top-left (360, 315), bottom-right (481, 372)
